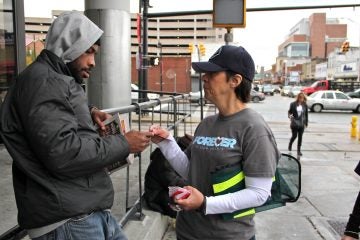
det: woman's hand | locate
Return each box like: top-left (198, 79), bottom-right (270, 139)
top-left (149, 125), bottom-right (169, 143)
top-left (176, 186), bottom-right (204, 211)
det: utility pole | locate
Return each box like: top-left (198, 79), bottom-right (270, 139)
top-left (224, 28), bottom-right (233, 45)
top-left (196, 44), bottom-right (204, 120)
top-left (140, 0), bottom-right (149, 102)
top-left (157, 42), bottom-right (163, 95)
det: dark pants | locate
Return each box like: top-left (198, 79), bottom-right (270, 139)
top-left (289, 127), bottom-right (304, 151)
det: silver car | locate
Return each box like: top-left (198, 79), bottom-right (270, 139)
top-left (307, 90), bottom-right (360, 113)
top-left (251, 90), bottom-right (265, 103)
top-left (288, 86), bottom-right (303, 98)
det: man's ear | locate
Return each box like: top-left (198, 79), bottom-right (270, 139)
top-left (230, 74), bottom-right (242, 88)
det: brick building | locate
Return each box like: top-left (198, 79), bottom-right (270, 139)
top-left (276, 13), bottom-right (347, 84)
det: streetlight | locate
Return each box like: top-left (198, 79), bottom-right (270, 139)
top-left (283, 60), bottom-right (288, 85)
top-left (157, 42), bottom-right (163, 95)
top-left (195, 44), bottom-right (204, 120)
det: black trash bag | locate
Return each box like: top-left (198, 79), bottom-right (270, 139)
top-left (144, 134), bottom-right (192, 218)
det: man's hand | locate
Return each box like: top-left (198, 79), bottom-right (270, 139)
top-left (176, 186), bottom-right (204, 211)
top-left (91, 108), bottom-right (112, 131)
top-left (124, 130), bottom-right (154, 153)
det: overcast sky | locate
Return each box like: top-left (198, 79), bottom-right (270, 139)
top-left (24, 0), bottom-right (360, 69)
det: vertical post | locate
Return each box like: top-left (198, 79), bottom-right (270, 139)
top-left (358, 24), bottom-right (360, 82)
top-left (199, 74), bottom-right (204, 120)
top-left (137, 2), bottom-right (143, 102)
top-left (174, 73), bottom-right (177, 92)
top-left (140, 0), bottom-right (149, 102)
top-left (14, 0), bottom-right (26, 73)
top-left (351, 116), bottom-right (358, 138)
top-left (196, 44), bottom-right (204, 120)
top-left (85, 0), bottom-right (131, 109)
top-left (158, 42), bottom-right (163, 95)
top-left (224, 28), bottom-right (233, 46)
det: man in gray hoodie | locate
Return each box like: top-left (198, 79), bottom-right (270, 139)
top-left (0, 11), bottom-right (151, 240)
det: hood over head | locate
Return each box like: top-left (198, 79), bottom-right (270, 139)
top-left (45, 11), bottom-right (103, 63)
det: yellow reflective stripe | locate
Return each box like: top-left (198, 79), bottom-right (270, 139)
top-left (272, 176), bottom-right (276, 182)
top-left (233, 208), bottom-right (256, 218)
top-left (213, 171), bottom-right (245, 194)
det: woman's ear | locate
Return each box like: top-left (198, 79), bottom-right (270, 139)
top-left (230, 74), bottom-right (242, 88)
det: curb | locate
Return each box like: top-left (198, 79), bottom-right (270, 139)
top-left (123, 209), bottom-right (169, 240)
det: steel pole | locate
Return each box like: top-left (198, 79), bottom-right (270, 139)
top-left (85, 0), bottom-right (131, 108)
top-left (141, 0), bottom-right (149, 102)
top-left (196, 44), bottom-right (204, 120)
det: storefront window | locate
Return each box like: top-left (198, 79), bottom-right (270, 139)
top-left (0, 0), bottom-right (15, 101)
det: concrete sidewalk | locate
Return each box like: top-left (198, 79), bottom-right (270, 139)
top-left (135, 121), bottom-right (360, 240)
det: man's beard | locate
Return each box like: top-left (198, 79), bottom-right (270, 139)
top-left (66, 62), bottom-right (84, 84)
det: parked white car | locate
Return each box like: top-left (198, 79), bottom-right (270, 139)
top-left (307, 90), bottom-right (360, 113)
top-left (288, 86), bottom-right (303, 98)
top-left (281, 86), bottom-right (292, 96)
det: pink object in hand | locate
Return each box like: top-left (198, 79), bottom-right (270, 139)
top-left (169, 186), bottom-right (190, 200)
top-left (149, 125), bottom-right (169, 139)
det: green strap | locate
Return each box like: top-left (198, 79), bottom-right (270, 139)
top-left (212, 171), bottom-right (244, 194)
top-left (233, 208), bottom-right (256, 218)
top-left (211, 166), bottom-right (276, 220)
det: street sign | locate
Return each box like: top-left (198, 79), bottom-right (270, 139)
top-left (213, 0), bottom-right (246, 28)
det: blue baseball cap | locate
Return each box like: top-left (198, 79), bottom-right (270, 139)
top-left (192, 45), bottom-right (255, 81)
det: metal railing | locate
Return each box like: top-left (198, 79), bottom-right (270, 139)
top-left (104, 91), bottom-right (195, 227)
top-left (0, 90), bottom-right (204, 240)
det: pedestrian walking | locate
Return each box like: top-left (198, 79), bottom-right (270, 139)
top-left (0, 11), bottom-right (152, 240)
top-left (341, 161), bottom-right (360, 240)
top-left (150, 45), bottom-right (280, 240)
top-left (288, 92), bottom-right (308, 156)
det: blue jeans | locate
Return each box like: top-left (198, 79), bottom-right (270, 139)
top-left (177, 236), bottom-right (255, 240)
top-left (33, 211), bottom-right (127, 240)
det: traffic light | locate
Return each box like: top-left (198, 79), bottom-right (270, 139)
top-left (341, 41), bottom-right (350, 52)
top-left (188, 43), bottom-right (194, 54)
top-left (199, 43), bottom-right (206, 56)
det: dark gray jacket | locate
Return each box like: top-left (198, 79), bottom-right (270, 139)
top-left (288, 101), bottom-right (308, 127)
top-left (0, 49), bottom-right (130, 229)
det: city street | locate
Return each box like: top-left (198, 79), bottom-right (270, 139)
top-left (189, 93), bottom-right (360, 125)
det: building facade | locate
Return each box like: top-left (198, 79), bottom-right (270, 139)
top-left (276, 13), bottom-right (347, 84)
top-left (23, 12), bottom-right (225, 93)
top-left (327, 47), bottom-right (360, 81)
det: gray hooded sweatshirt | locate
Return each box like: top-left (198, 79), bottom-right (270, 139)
top-left (0, 11), bottom-right (130, 238)
top-left (45, 11), bottom-right (103, 63)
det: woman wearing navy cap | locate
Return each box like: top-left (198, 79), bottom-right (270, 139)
top-left (150, 45), bottom-right (280, 240)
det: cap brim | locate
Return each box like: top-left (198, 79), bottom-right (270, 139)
top-left (192, 61), bottom-right (227, 73)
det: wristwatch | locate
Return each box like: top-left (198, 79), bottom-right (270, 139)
top-left (197, 197), bottom-right (207, 215)
top-left (90, 106), bottom-right (99, 116)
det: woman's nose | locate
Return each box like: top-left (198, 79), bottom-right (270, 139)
top-left (201, 74), bottom-right (208, 82)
